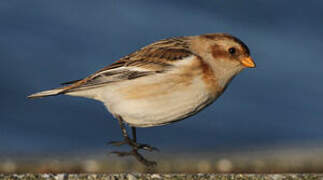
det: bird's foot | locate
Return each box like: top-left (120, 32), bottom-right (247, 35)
top-left (108, 138), bottom-right (159, 152)
top-left (111, 149), bottom-right (157, 167)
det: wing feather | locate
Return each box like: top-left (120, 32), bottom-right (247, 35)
top-left (62, 36), bottom-right (194, 92)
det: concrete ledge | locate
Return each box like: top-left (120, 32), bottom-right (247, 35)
top-left (0, 174), bottom-right (323, 180)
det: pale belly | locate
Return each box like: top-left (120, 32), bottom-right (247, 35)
top-left (98, 75), bottom-right (215, 127)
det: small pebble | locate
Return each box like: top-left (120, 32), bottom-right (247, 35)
top-left (127, 174), bottom-right (137, 180)
top-left (151, 174), bottom-right (162, 179)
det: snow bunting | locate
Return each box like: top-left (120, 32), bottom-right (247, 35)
top-left (28, 33), bottom-right (255, 166)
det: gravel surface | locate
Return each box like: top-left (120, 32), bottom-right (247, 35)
top-left (0, 174), bottom-right (323, 180)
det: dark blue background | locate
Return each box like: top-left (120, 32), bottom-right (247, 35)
top-left (1, 0), bottom-right (323, 155)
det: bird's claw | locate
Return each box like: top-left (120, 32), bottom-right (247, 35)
top-left (137, 144), bottom-right (159, 152)
top-left (110, 151), bottom-right (133, 157)
top-left (107, 141), bottom-right (127, 146)
top-left (110, 150), bottom-right (157, 167)
top-left (108, 140), bottom-right (159, 152)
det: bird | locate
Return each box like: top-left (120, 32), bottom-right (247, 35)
top-left (28, 33), bottom-right (255, 166)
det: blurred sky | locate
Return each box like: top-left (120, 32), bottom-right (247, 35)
top-left (0, 0), bottom-right (323, 155)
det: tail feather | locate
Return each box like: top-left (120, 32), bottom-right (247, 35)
top-left (27, 88), bottom-right (65, 99)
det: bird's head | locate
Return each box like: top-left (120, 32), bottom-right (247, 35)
top-left (191, 33), bottom-right (255, 70)
top-left (189, 33), bottom-right (256, 89)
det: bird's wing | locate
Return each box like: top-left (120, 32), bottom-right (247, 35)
top-left (62, 37), bottom-right (195, 92)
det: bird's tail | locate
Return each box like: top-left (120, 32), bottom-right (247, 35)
top-left (27, 88), bottom-right (65, 99)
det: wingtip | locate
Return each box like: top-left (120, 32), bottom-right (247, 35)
top-left (27, 88), bottom-right (64, 99)
top-left (27, 93), bottom-right (46, 99)
top-left (27, 94), bottom-right (40, 99)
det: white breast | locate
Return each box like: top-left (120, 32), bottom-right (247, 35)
top-left (98, 73), bottom-right (213, 127)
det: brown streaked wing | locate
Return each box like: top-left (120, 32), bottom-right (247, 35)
top-left (97, 36), bottom-right (193, 72)
top-left (61, 37), bottom-right (194, 92)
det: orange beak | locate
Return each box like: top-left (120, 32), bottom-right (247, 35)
top-left (241, 56), bottom-right (256, 68)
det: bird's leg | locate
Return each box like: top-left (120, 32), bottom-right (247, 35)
top-left (132, 126), bottom-right (137, 142)
top-left (109, 116), bottom-right (158, 167)
top-left (108, 116), bottom-right (158, 151)
top-left (108, 115), bottom-right (133, 146)
top-left (131, 127), bottom-right (159, 152)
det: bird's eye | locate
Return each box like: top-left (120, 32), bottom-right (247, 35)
top-left (228, 47), bottom-right (236, 55)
